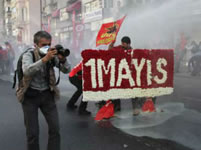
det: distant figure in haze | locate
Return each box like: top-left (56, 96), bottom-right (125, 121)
top-left (5, 42), bottom-right (15, 74)
top-left (188, 41), bottom-right (201, 76)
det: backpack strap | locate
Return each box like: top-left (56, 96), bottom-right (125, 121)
top-left (30, 51), bottom-right (36, 63)
top-left (55, 62), bottom-right (61, 85)
top-left (12, 70), bottom-right (17, 89)
top-left (12, 48), bottom-right (35, 89)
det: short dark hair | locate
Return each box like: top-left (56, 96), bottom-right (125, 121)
top-left (121, 36), bottom-right (131, 44)
top-left (34, 31), bottom-right (52, 44)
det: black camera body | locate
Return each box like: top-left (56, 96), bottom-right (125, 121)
top-left (55, 44), bottom-right (70, 57)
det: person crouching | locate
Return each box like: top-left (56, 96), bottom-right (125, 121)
top-left (67, 62), bottom-right (91, 115)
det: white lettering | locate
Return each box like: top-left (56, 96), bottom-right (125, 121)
top-left (116, 59), bottom-right (135, 87)
top-left (85, 59), bottom-right (97, 88)
top-left (97, 59), bottom-right (116, 87)
top-left (147, 60), bottom-right (152, 86)
top-left (154, 58), bottom-right (168, 84)
top-left (132, 58), bottom-right (146, 86)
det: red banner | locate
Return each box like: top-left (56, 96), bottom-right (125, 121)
top-left (81, 49), bottom-right (174, 101)
top-left (96, 16), bottom-right (126, 47)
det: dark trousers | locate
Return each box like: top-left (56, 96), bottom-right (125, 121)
top-left (67, 76), bottom-right (88, 112)
top-left (22, 88), bottom-right (60, 150)
top-left (112, 99), bottom-right (121, 111)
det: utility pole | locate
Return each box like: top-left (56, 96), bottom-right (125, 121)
top-left (40, 0), bottom-right (43, 30)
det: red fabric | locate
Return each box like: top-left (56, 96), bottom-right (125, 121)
top-left (95, 100), bottom-right (114, 121)
top-left (142, 98), bottom-right (156, 112)
top-left (0, 50), bottom-right (8, 60)
top-left (112, 45), bottom-right (126, 50)
top-left (96, 16), bottom-right (126, 47)
top-left (69, 62), bottom-right (82, 77)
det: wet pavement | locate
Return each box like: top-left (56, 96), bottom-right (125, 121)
top-left (0, 73), bottom-right (199, 150)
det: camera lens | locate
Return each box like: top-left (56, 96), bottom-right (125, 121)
top-left (63, 49), bottom-right (70, 57)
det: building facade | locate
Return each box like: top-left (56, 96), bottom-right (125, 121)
top-left (0, 0), bottom-right (5, 41)
top-left (3, 0), bottom-right (41, 45)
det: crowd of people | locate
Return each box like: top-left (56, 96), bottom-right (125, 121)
top-left (175, 38), bottom-right (201, 76)
top-left (0, 42), bottom-right (15, 74)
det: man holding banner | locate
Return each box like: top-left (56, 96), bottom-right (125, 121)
top-left (108, 36), bottom-right (147, 115)
top-left (82, 16), bottom-right (174, 118)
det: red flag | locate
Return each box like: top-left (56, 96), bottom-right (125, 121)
top-left (95, 100), bottom-right (114, 121)
top-left (96, 16), bottom-right (126, 47)
top-left (142, 98), bottom-right (156, 112)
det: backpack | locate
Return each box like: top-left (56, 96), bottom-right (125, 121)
top-left (12, 48), bottom-right (35, 89)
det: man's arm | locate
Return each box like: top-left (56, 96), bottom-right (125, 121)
top-left (54, 57), bottom-right (71, 74)
top-left (22, 51), bottom-right (45, 77)
top-left (108, 41), bottom-right (115, 50)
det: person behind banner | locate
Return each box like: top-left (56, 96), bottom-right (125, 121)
top-left (108, 36), bottom-right (133, 112)
top-left (5, 41), bottom-right (15, 74)
top-left (108, 36), bottom-right (156, 116)
top-left (67, 62), bottom-right (91, 115)
top-left (108, 36), bottom-right (132, 50)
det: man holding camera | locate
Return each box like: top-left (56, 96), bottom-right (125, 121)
top-left (19, 31), bottom-right (71, 150)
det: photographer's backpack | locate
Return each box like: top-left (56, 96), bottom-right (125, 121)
top-left (12, 48), bottom-right (35, 88)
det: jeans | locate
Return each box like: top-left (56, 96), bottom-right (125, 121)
top-left (22, 88), bottom-right (60, 150)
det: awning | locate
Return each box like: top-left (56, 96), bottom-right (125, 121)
top-left (52, 9), bottom-right (60, 17)
top-left (66, 0), bottom-right (81, 12)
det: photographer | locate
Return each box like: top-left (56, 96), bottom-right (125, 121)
top-left (19, 31), bottom-right (71, 150)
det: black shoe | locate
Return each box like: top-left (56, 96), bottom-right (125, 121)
top-left (67, 104), bottom-right (78, 110)
top-left (78, 110), bottom-right (91, 115)
top-left (114, 106), bottom-right (121, 112)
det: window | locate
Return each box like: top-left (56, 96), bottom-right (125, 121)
top-left (6, 7), bottom-right (11, 12)
top-left (104, 0), bottom-right (113, 8)
top-left (22, 8), bottom-right (27, 21)
top-left (85, 3), bottom-right (91, 13)
top-left (117, 1), bottom-right (121, 8)
top-left (51, 18), bottom-right (57, 29)
top-left (60, 32), bottom-right (69, 42)
top-left (85, 0), bottom-right (100, 13)
top-left (91, 1), bottom-right (99, 11)
top-left (60, 8), bottom-right (69, 21)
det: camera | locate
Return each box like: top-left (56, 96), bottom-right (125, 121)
top-left (55, 44), bottom-right (70, 57)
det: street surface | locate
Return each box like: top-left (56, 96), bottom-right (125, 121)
top-left (0, 73), bottom-right (200, 150)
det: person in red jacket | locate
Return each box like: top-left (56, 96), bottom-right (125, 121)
top-left (67, 62), bottom-right (91, 115)
top-left (108, 36), bottom-right (133, 112)
top-left (0, 45), bottom-right (8, 74)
